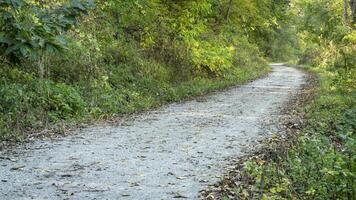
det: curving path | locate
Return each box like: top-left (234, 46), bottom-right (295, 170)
top-left (0, 64), bottom-right (306, 200)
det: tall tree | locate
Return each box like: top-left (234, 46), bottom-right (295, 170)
top-left (344, 0), bottom-right (349, 23)
top-left (351, 0), bottom-right (356, 24)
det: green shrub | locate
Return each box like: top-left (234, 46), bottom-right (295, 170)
top-left (233, 67), bottom-right (355, 200)
top-left (0, 70), bottom-right (86, 140)
top-left (0, 0), bottom-right (94, 63)
top-left (1, 0), bottom-right (282, 140)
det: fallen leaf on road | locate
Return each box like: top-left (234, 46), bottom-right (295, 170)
top-left (10, 165), bottom-right (25, 171)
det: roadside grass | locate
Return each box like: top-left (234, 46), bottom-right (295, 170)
top-left (0, 63), bottom-right (269, 142)
top-left (216, 66), bottom-right (355, 200)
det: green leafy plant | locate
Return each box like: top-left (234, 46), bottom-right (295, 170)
top-left (0, 0), bottom-right (94, 64)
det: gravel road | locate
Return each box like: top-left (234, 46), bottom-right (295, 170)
top-left (0, 64), bottom-right (306, 200)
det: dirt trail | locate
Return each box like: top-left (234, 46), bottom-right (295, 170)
top-left (0, 64), bottom-right (306, 200)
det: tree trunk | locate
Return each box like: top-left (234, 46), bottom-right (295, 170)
top-left (225, 0), bottom-right (233, 21)
top-left (351, 0), bottom-right (356, 24)
top-left (344, 0), bottom-right (349, 24)
top-left (38, 54), bottom-right (44, 79)
top-left (114, 11), bottom-right (121, 39)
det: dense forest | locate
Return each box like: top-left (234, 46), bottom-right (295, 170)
top-left (0, 0), bottom-right (355, 199)
top-left (0, 0), bottom-right (296, 139)
top-left (224, 0), bottom-right (355, 199)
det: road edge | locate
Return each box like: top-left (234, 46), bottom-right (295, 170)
top-left (200, 66), bottom-right (318, 200)
top-left (0, 65), bottom-right (272, 150)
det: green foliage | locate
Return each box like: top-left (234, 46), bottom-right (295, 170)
top-left (0, 67), bottom-right (87, 139)
top-left (230, 0), bottom-right (356, 199)
top-left (238, 68), bottom-right (355, 200)
top-left (1, 0), bottom-right (290, 140)
top-left (0, 0), bottom-right (94, 63)
top-left (293, 0), bottom-right (349, 43)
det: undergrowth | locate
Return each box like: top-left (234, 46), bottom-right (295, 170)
top-left (225, 66), bottom-right (355, 200)
top-left (219, 1), bottom-right (356, 199)
top-left (1, 0), bottom-right (286, 141)
top-left (0, 60), bottom-right (268, 141)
